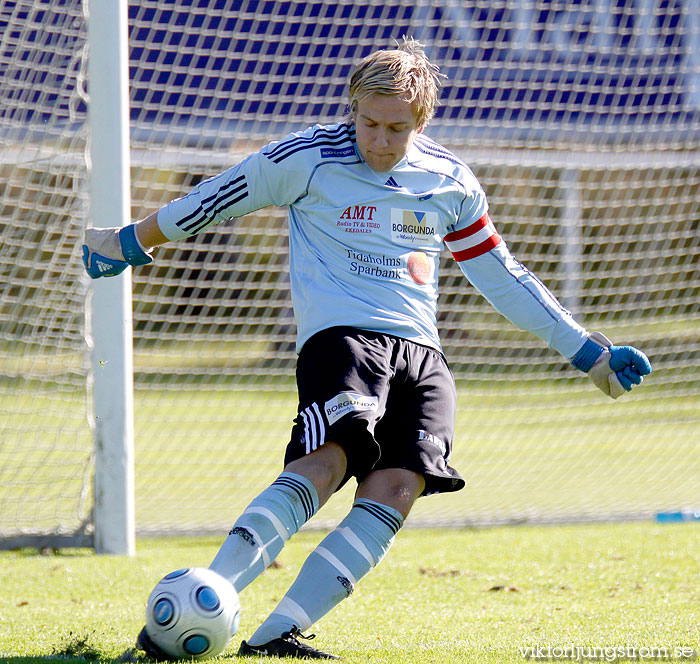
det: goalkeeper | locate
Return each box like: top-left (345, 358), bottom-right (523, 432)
top-left (83, 39), bottom-right (652, 660)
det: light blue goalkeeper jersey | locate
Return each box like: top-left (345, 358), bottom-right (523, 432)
top-left (157, 123), bottom-right (588, 357)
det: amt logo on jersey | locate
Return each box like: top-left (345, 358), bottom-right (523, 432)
top-left (339, 205), bottom-right (377, 220)
top-left (337, 205), bottom-right (380, 234)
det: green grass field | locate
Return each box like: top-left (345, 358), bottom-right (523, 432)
top-left (1, 522), bottom-right (698, 663)
top-left (2, 327), bottom-right (699, 662)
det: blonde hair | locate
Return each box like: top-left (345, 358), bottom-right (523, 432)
top-left (347, 37), bottom-right (444, 129)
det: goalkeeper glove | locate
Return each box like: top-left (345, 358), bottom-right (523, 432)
top-left (571, 332), bottom-right (652, 399)
top-left (82, 225), bottom-right (153, 278)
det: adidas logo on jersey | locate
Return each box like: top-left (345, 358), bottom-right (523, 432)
top-left (96, 259), bottom-right (113, 273)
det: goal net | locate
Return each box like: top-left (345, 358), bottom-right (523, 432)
top-left (2, 0), bottom-right (699, 547)
top-left (0, 0), bottom-right (92, 547)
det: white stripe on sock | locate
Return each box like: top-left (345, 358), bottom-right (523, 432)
top-left (314, 545), bottom-right (358, 585)
top-left (244, 506), bottom-right (290, 542)
top-left (274, 596), bottom-right (313, 631)
top-left (338, 526), bottom-right (377, 567)
top-left (245, 525), bottom-right (279, 568)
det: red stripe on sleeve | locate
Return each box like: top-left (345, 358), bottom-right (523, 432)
top-left (444, 213), bottom-right (491, 243)
top-left (450, 234), bottom-right (502, 262)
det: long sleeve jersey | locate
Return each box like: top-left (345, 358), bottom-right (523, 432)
top-left (157, 122), bottom-right (588, 357)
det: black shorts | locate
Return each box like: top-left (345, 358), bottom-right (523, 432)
top-left (285, 327), bottom-right (464, 496)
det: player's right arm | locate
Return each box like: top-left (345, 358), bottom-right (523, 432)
top-left (82, 126), bottom-right (326, 279)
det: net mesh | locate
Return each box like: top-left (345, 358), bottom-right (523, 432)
top-left (0, 0), bottom-right (92, 544)
top-left (1, 0), bottom-right (699, 544)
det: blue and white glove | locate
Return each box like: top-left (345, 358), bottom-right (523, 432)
top-left (571, 332), bottom-right (652, 399)
top-left (82, 225), bottom-right (153, 279)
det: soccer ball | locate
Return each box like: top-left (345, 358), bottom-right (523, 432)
top-left (145, 567), bottom-right (241, 660)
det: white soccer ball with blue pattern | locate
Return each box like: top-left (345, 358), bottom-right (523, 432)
top-left (145, 567), bottom-right (241, 660)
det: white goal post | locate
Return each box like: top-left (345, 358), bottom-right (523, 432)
top-left (1, 1), bottom-right (699, 553)
top-left (87, 0), bottom-right (135, 555)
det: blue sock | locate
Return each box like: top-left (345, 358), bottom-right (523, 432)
top-left (247, 498), bottom-right (404, 646)
top-left (209, 472), bottom-right (318, 592)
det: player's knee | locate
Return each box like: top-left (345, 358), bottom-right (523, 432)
top-left (356, 468), bottom-right (425, 518)
top-left (284, 442), bottom-right (347, 506)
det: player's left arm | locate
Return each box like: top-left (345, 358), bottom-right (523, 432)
top-left (445, 214), bottom-right (652, 398)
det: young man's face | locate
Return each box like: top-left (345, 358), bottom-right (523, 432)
top-left (354, 93), bottom-right (424, 172)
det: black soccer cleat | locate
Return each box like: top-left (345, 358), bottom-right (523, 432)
top-left (135, 626), bottom-right (175, 661)
top-left (237, 626), bottom-right (343, 660)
